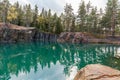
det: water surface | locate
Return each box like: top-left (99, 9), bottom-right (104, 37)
top-left (0, 41), bottom-right (120, 80)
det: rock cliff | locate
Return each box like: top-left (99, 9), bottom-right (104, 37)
top-left (0, 23), bottom-right (36, 42)
top-left (57, 32), bottom-right (89, 43)
top-left (0, 23), bottom-right (57, 42)
top-left (34, 31), bottom-right (57, 42)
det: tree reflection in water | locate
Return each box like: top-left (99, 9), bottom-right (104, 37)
top-left (0, 42), bottom-right (120, 80)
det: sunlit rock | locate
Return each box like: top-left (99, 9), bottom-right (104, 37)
top-left (74, 64), bottom-right (120, 80)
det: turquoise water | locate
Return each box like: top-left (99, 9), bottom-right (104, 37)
top-left (0, 41), bottom-right (120, 80)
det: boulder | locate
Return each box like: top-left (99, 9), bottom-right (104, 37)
top-left (74, 64), bottom-right (120, 80)
top-left (57, 32), bottom-right (88, 43)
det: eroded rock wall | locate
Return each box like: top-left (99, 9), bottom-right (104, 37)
top-left (57, 32), bottom-right (88, 43)
top-left (0, 23), bottom-right (58, 42)
top-left (0, 26), bottom-right (36, 42)
top-left (34, 31), bottom-right (58, 42)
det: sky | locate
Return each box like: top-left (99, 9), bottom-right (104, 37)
top-left (10, 0), bottom-right (108, 15)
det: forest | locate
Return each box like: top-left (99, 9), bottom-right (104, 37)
top-left (0, 0), bottom-right (120, 36)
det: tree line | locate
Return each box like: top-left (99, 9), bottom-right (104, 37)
top-left (0, 0), bottom-right (120, 36)
top-left (0, 0), bottom-right (62, 34)
top-left (63, 0), bottom-right (120, 37)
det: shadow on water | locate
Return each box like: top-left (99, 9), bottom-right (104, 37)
top-left (0, 41), bottom-right (120, 80)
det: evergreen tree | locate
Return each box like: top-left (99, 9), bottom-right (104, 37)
top-left (14, 1), bottom-right (19, 25)
top-left (47, 9), bottom-right (52, 32)
top-left (54, 18), bottom-right (63, 34)
top-left (24, 4), bottom-right (33, 27)
top-left (2, 0), bottom-right (9, 23)
top-left (64, 3), bottom-right (74, 31)
top-left (78, 1), bottom-right (86, 32)
top-left (32, 5), bottom-right (38, 27)
top-left (60, 13), bottom-right (65, 30)
top-left (14, 1), bottom-right (24, 26)
top-left (52, 13), bottom-right (58, 33)
top-left (17, 6), bottom-right (24, 26)
top-left (86, 1), bottom-right (91, 13)
top-left (0, 0), bottom-right (2, 21)
top-left (85, 1), bottom-right (91, 32)
top-left (71, 16), bottom-right (75, 32)
top-left (101, 0), bottom-right (118, 36)
top-left (90, 7), bottom-right (98, 33)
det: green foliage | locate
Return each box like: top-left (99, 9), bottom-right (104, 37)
top-left (54, 18), bottom-right (63, 34)
top-left (32, 5), bottom-right (38, 27)
top-left (7, 6), bottom-right (18, 23)
top-left (2, 0), bottom-right (10, 23)
top-left (101, 0), bottom-right (118, 36)
top-left (37, 9), bottom-right (63, 33)
top-left (64, 4), bottom-right (74, 32)
top-left (78, 1), bottom-right (86, 32)
top-left (1, 0), bottom-right (120, 35)
top-left (24, 4), bottom-right (33, 27)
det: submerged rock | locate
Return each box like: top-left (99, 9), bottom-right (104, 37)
top-left (74, 64), bottom-right (120, 80)
top-left (57, 32), bottom-right (88, 44)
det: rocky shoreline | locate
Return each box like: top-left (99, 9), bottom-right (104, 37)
top-left (0, 23), bottom-right (120, 44)
top-left (57, 32), bottom-right (120, 45)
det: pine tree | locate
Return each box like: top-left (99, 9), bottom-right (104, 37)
top-left (101, 0), bottom-right (118, 36)
top-left (2, 0), bottom-right (9, 23)
top-left (14, 1), bottom-right (19, 25)
top-left (90, 7), bottom-right (98, 33)
top-left (47, 9), bottom-right (52, 32)
top-left (78, 0), bottom-right (86, 32)
top-left (52, 13), bottom-right (58, 33)
top-left (24, 4), bottom-right (33, 27)
top-left (17, 6), bottom-right (24, 26)
top-left (64, 3), bottom-right (74, 31)
top-left (32, 5), bottom-right (38, 27)
top-left (0, 0), bottom-right (2, 22)
top-left (54, 18), bottom-right (63, 34)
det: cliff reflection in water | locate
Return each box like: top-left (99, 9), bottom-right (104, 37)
top-left (0, 42), bottom-right (120, 80)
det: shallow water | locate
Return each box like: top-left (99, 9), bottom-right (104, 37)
top-left (0, 41), bottom-right (120, 80)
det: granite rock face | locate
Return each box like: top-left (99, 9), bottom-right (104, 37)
top-left (0, 23), bottom-right (36, 42)
top-left (74, 64), bottom-right (120, 80)
top-left (57, 32), bottom-right (88, 43)
top-left (0, 23), bottom-right (57, 42)
top-left (34, 31), bottom-right (58, 42)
